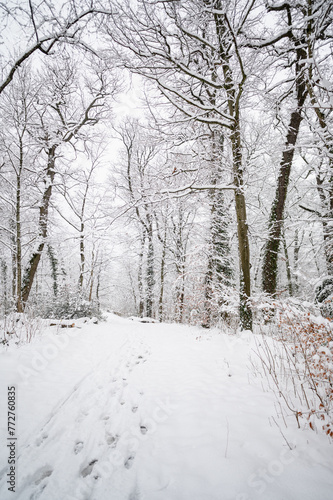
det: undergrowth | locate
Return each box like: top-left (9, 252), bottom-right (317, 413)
top-left (252, 299), bottom-right (333, 440)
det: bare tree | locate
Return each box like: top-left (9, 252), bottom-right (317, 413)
top-left (55, 143), bottom-right (108, 296)
top-left (0, 0), bottom-right (111, 95)
top-left (257, 0), bottom-right (333, 295)
top-left (0, 66), bottom-right (40, 311)
top-left (107, 0), bottom-right (255, 329)
top-left (114, 119), bottom-right (161, 318)
top-left (21, 56), bottom-right (112, 306)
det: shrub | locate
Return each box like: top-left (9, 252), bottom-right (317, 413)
top-left (30, 286), bottom-right (104, 320)
top-left (252, 300), bottom-right (333, 439)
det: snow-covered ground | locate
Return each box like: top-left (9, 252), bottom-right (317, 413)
top-left (0, 314), bottom-right (332, 500)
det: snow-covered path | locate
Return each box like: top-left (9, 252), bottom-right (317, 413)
top-left (0, 314), bottom-right (332, 500)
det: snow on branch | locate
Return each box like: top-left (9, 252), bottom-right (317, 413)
top-left (160, 183), bottom-right (236, 195)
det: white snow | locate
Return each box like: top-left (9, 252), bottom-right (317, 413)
top-left (0, 314), bottom-right (332, 500)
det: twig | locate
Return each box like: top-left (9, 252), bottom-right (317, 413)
top-left (272, 416), bottom-right (293, 450)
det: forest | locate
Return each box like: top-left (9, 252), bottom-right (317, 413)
top-left (0, 0), bottom-right (333, 330)
top-left (1, 4), bottom-right (333, 496)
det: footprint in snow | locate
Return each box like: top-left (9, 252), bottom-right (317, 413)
top-left (74, 441), bottom-right (84, 454)
top-left (140, 425), bottom-right (148, 435)
top-left (35, 433), bottom-right (48, 447)
top-left (124, 455), bottom-right (135, 469)
top-left (106, 433), bottom-right (119, 447)
top-left (80, 459), bottom-right (98, 478)
top-left (33, 466), bottom-right (53, 485)
top-left (132, 406), bottom-right (138, 413)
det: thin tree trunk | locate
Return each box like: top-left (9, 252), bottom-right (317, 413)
top-left (11, 232), bottom-right (16, 302)
top-left (314, 173), bottom-right (333, 274)
top-left (158, 226), bottom-right (167, 322)
top-left (16, 168), bottom-right (23, 312)
top-left (79, 221), bottom-right (85, 290)
top-left (47, 245), bottom-right (58, 296)
top-left (1, 260), bottom-right (8, 315)
top-left (282, 233), bottom-right (293, 296)
top-left (305, 24), bottom-right (333, 273)
top-left (145, 226), bottom-right (154, 318)
top-left (88, 249), bottom-right (97, 302)
top-left (78, 181), bottom-right (89, 292)
top-left (138, 232), bottom-right (145, 317)
top-left (22, 145), bottom-right (56, 304)
top-left (175, 255), bottom-right (186, 324)
top-left (294, 229), bottom-right (300, 295)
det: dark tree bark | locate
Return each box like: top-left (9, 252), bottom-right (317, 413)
top-left (262, 103), bottom-right (306, 294)
top-left (262, 32), bottom-right (308, 295)
top-left (213, 2), bottom-right (252, 329)
top-left (22, 144), bottom-right (56, 303)
top-left (138, 231), bottom-right (145, 317)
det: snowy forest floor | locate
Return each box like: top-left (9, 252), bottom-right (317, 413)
top-left (0, 314), bottom-right (332, 500)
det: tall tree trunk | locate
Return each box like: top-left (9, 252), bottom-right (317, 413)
top-left (22, 144), bottom-right (56, 304)
top-left (11, 229), bottom-right (16, 303)
top-left (202, 131), bottom-right (233, 328)
top-left (79, 221), bottom-right (85, 291)
top-left (214, 3), bottom-right (252, 329)
top-left (15, 169), bottom-right (23, 312)
top-left (262, 109), bottom-right (306, 295)
top-left (138, 232), bottom-right (145, 317)
top-left (158, 225), bottom-right (167, 322)
top-left (262, 42), bottom-right (308, 295)
top-left (231, 124), bottom-right (252, 329)
top-left (203, 192), bottom-right (233, 327)
top-left (145, 225), bottom-right (155, 318)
